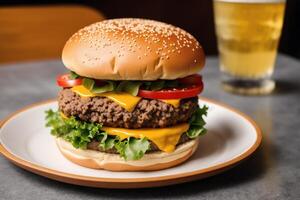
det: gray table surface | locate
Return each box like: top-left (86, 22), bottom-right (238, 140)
top-left (0, 54), bottom-right (299, 200)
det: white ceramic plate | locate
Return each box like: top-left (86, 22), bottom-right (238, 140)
top-left (0, 98), bottom-right (261, 188)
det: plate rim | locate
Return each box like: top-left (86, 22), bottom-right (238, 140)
top-left (0, 98), bottom-right (262, 188)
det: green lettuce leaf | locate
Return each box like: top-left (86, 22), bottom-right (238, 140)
top-left (67, 71), bottom-right (181, 96)
top-left (99, 136), bottom-right (115, 150)
top-left (187, 105), bottom-right (208, 139)
top-left (116, 81), bottom-right (142, 96)
top-left (115, 137), bottom-right (150, 160)
top-left (148, 80), bottom-right (165, 91)
top-left (45, 110), bottom-right (150, 160)
top-left (82, 77), bottom-right (116, 94)
top-left (69, 71), bottom-right (80, 79)
top-left (45, 109), bottom-right (105, 149)
top-left (82, 78), bottom-right (95, 90)
top-left (92, 81), bottom-right (116, 93)
top-left (186, 126), bottom-right (206, 138)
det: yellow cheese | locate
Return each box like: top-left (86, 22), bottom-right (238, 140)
top-left (60, 112), bottom-right (68, 119)
top-left (100, 92), bottom-right (142, 112)
top-left (102, 123), bottom-right (189, 153)
top-left (71, 85), bottom-right (141, 112)
top-left (161, 99), bottom-right (181, 108)
top-left (71, 85), bottom-right (94, 97)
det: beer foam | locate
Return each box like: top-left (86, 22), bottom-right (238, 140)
top-left (214, 0), bottom-right (285, 3)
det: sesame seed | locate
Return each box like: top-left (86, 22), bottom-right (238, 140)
top-left (68, 18), bottom-right (200, 62)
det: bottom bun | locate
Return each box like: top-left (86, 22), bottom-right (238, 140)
top-left (55, 137), bottom-right (199, 171)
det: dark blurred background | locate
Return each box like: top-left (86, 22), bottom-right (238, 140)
top-left (1, 0), bottom-right (299, 62)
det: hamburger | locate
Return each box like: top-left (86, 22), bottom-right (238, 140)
top-left (45, 18), bottom-right (208, 171)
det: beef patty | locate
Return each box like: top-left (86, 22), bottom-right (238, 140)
top-left (58, 89), bottom-right (198, 129)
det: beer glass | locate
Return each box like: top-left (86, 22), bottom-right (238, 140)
top-left (213, 0), bottom-right (286, 95)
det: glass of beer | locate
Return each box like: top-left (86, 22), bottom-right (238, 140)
top-left (213, 0), bottom-right (286, 95)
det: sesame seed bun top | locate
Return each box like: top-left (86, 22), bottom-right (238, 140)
top-left (62, 18), bottom-right (205, 80)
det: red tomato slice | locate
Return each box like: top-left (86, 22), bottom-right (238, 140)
top-left (138, 74), bottom-right (204, 99)
top-left (138, 84), bottom-right (203, 99)
top-left (57, 74), bottom-right (82, 88)
top-left (178, 74), bottom-right (202, 86)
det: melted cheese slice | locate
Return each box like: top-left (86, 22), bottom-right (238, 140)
top-left (102, 123), bottom-right (189, 153)
top-left (71, 85), bottom-right (181, 112)
top-left (71, 85), bottom-right (141, 112)
top-left (161, 99), bottom-right (180, 108)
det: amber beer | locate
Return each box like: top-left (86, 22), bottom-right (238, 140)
top-left (213, 0), bottom-right (286, 94)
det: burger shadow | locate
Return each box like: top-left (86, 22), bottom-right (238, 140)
top-left (194, 125), bottom-right (235, 160)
